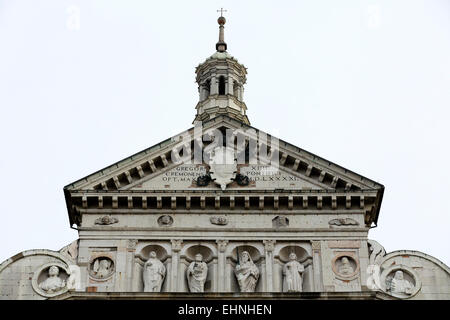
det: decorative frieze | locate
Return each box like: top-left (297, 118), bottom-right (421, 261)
top-left (68, 191), bottom-right (377, 217)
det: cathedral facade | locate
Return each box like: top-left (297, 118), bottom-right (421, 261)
top-left (1, 14), bottom-right (449, 300)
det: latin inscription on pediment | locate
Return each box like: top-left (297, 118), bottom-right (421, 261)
top-left (135, 164), bottom-right (321, 190)
top-left (239, 166), bottom-right (320, 189)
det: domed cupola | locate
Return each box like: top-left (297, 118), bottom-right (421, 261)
top-left (193, 12), bottom-right (250, 125)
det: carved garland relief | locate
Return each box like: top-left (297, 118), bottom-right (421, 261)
top-left (95, 215), bottom-right (118, 225)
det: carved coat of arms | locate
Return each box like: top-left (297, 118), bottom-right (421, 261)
top-left (209, 146), bottom-right (237, 190)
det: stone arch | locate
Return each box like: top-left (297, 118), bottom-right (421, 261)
top-left (0, 249), bottom-right (73, 300)
top-left (276, 245), bottom-right (310, 263)
top-left (378, 250), bottom-right (450, 299)
top-left (180, 243), bottom-right (216, 262)
top-left (137, 244), bottom-right (169, 262)
top-left (380, 250), bottom-right (450, 275)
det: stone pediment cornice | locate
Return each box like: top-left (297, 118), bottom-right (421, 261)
top-left (66, 188), bottom-right (379, 228)
top-left (69, 188), bottom-right (379, 196)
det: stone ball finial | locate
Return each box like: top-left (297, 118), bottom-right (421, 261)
top-left (218, 16), bottom-right (226, 25)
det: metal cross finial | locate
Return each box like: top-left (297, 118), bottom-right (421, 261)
top-left (217, 8), bottom-right (227, 17)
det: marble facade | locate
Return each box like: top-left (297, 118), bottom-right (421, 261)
top-left (1, 14), bottom-right (450, 300)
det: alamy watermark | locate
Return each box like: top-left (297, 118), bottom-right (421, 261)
top-left (170, 121), bottom-right (280, 171)
top-left (66, 5), bottom-right (81, 31)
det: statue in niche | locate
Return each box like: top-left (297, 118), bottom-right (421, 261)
top-left (92, 258), bottom-right (114, 278)
top-left (143, 251), bottom-right (166, 292)
top-left (387, 270), bottom-right (413, 295)
top-left (234, 251), bottom-right (260, 292)
top-left (338, 257), bottom-right (354, 275)
top-left (283, 253), bottom-right (305, 292)
top-left (186, 253), bottom-right (208, 292)
top-left (38, 266), bottom-right (66, 293)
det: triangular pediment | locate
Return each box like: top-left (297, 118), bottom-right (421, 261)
top-left (64, 116), bottom-right (384, 226)
top-left (65, 116), bottom-right (383, 193)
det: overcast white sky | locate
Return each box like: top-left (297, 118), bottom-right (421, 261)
top-left (0, 0), bottom-right (449, 266)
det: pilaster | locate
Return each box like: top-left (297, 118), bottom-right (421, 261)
top-left (216, 239), bottom-right (228, 292)
top-left (170, 239), bottom-right (183, 292)
top-left (263, 240), bottom-right (276, 292)
top-left (312, 240), bottom-right (323, 292)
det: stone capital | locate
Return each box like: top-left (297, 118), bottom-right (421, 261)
top-left (127, 239), bottom-right (138, 250)
top-left (216, 239), bottom-right (229, 253)
top-left (311, 241), bottom-right (321, 251)
top-left (171, 239), bottom-right (183, 252)
top-left (263, 240), bottom-right (276, 252)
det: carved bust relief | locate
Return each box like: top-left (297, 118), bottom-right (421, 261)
top-left (157, 215), bottom-right (173, 226)
top-left (387, 270), bottom-right (413, 295)
top-left (338, 257), bottom-right (354, 275)
top-left (381, 265), bottom-right (421, 299)
top-left (89, 257), bottom-right (115, 280)
top-left (39, 266), bottom-right (66, 293)
top-left (32, 262), bottom-right (69, 297)
top-left (272, 216), bottom-right (289, 228)
top-left (332, 254), bottom-right (360, 280)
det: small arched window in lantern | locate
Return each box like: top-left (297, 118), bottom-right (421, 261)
top-left (218, 76), bottom-right (226, 95)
